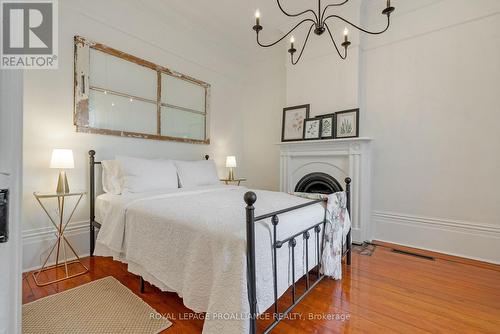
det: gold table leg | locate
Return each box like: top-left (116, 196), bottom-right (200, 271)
top-left (32, 194), bottom-right (89, 286)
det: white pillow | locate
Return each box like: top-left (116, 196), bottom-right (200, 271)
top-left (175, 160), bottom-right (220, 187)
top-left (101, 160), bottom-right (124, 195)
top-left (117, 156), bottom-right (178, 193)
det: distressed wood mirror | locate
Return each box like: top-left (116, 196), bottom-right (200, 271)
top-left (74, 36), bottom-right (210, 144)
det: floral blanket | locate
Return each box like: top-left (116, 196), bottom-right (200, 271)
top-left (290, 191), bottom-right (351, 279)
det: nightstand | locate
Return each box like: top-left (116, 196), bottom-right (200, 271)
top-left (32, 191), bottom-right (89, 286)
top-left (220, 178), bottom-right (246, 186)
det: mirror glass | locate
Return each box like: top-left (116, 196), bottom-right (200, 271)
top-left (74, 37), bottom-right (210, 144)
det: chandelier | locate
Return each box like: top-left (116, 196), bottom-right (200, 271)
top-left (252, 0), bottom-right (395, 65)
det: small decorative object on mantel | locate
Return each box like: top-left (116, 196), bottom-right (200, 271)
top-left (281, 104), bottom-right (310, 142)
top-left (319, 114), bottom-right (335, 139)
top-left (335, 108), bottom-right (359, 139)
top-left (303, 118), bottom-right (321, 140)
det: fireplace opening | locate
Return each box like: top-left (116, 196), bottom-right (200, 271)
top-left (294, 172), bottom-right (343, 194)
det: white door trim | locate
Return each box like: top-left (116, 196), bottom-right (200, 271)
top-left (0, 70), bottom-right (23, 334)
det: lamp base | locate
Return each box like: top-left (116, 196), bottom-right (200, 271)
top-left (228, 168), bottom-right (235, 181)
top-left (56, 171), bottom-right (70, 194)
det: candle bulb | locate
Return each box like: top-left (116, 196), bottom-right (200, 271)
top-left (343, 28), bottom-right (349, 43)
top-left (255, 9), bottom-right (260, 26)
top-left (290, 35), bottom-right (295, 49)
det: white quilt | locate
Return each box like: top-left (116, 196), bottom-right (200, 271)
top-left (94, 185), bottom-right (336, 334)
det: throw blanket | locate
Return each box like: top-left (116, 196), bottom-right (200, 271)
top-left (290, 191), bottom-right (351, 279)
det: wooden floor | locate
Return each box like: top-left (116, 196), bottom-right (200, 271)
top-left (23, 245), bottom-right (500, 333)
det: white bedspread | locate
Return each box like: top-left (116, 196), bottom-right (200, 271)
top-left (94, 185), bottom-right (329, 334)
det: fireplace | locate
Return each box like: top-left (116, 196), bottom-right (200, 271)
top-left (294, 172), bottom-right (343, 194)
top-left (278, 138), bottom-right (372, 242)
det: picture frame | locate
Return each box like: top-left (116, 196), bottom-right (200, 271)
top-left (334, 108), bottom-right (359, 139)
top-left (303, 118), bottom-right (321, 140)
top-left (281, 104), bottom-right (310, 142)
top-left (319, 114), bottom-right (335, 139)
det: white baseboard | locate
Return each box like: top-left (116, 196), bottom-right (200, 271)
top-left (372, 211), bottom-right (500, 264)
top-left (22, 221), bottom-right (90, 272)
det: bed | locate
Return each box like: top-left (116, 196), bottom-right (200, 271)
top-left (88, 150), bottom-right (352, 334)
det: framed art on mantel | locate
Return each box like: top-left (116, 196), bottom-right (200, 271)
top-left (303, 118), bottom-right (321, 140)
top-left (281, 104), bottom-right (310, 142)
top-left (319, 114), bottom-right (335, 139)
top-left (335, 109), bottom-right (359, 139)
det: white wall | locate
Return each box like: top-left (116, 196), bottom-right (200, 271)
top-left (286, 0), bottom-right (361, 118)
top-left (22, 0), bottom-right (285, 270)
top-left (363, 0), bottom-right (500, 263)
top-left (243, 47), bottom-right (286, 191)
top-left (287, 0), bottom-right (500, 263)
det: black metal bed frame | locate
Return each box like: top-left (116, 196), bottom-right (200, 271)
top-left (88, 150), bottom-right (351, 334)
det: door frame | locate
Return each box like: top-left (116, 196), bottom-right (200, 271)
top-left (0, 70), bottom-right (23, 334)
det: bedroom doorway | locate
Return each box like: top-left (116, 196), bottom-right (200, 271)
top-left (0, 70), bottom-right (24, 333)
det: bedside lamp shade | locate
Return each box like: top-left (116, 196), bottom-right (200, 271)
top-left (226, 156), bottom-right (237, 181)
top-left (50, 149), bottom-right (74, 169)
top-left (50, 149), bottom-right (74, 194)
top-left (226, 156), bottom-right (237, 168)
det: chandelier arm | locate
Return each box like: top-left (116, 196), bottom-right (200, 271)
top-left (324, 23), bottom-right (347, 60)
top-left (276, 0), bottom-right (319, 22)
top-left (320, 0), bottom-right (350, 22)
top-left (256, 18), bottom-right (316, 48)
top-left (291, 24), bottom-right (315, 65)
top-left (323, 14), bottom-right (390, 35)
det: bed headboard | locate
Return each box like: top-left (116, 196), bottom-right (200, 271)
top-left (88, 150), bottom-right (210, 255)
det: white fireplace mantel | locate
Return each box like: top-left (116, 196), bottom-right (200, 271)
top-left (278, 137), bottom-right (372, 243)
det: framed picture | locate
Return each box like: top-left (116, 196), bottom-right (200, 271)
top-left (281, 104), bottom-right (310, 142)
top-left (303, 118), bottom-right (321, 140)
top-left (319, 114), bottom-right (335, 139)
top-left (334, 109), bottom-right (359, 139)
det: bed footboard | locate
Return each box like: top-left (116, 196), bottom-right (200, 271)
top-left (244, 178), bottom-right (352, 334)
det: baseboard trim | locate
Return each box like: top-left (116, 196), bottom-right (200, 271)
top-left (373, 241), bottom-right (500, 272)
top-left (372, 211), bottom-right (500, 235)
top-left (23, 221), bottom-right (89, 240)
top-left (372, 211), bottom-right (500, 265)
top-left (23, 221), bottom-right (90, 272)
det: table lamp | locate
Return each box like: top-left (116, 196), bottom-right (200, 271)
top-left (50, 149), bottom-right (74, 194)
top-left (226, 156), bottom-right (237, 181)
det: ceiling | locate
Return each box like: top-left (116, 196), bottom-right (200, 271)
top-left (136, 0), bottom-right (361, 52)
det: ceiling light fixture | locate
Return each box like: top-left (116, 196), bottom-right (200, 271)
top-left (253, 0), bottom-right (395, 65)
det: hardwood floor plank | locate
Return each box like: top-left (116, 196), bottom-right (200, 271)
top-left (373, 241), bottom-right (500, 273)
top-left (347, 267), bottom-right (500, 326)
top-left (351, 256), bottom-right (500, 309)
top-left (22, 246), bottom-right (500, 333)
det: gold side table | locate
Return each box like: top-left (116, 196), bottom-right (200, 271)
top-left (32, 191), bottom-right (89, 286)
top-left (220, 178), bottom-right (246, 186)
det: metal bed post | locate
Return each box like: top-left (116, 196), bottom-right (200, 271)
top-left (89, 150), bottom-right (96, 256)
top-left (244, 192), bottom-right (258, 334)
top-left (244, 177), bottom-right (352, 333)
top-left (140, 277), bottom-right (145, 293)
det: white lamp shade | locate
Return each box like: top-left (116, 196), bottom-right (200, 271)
top-left (226, 156), bottom-right (237, 168)
top-left (50, 149), bottom-right (75, 169)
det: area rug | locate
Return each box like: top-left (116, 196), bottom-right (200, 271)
top-left (22, 276), bottom-right (171, 334)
